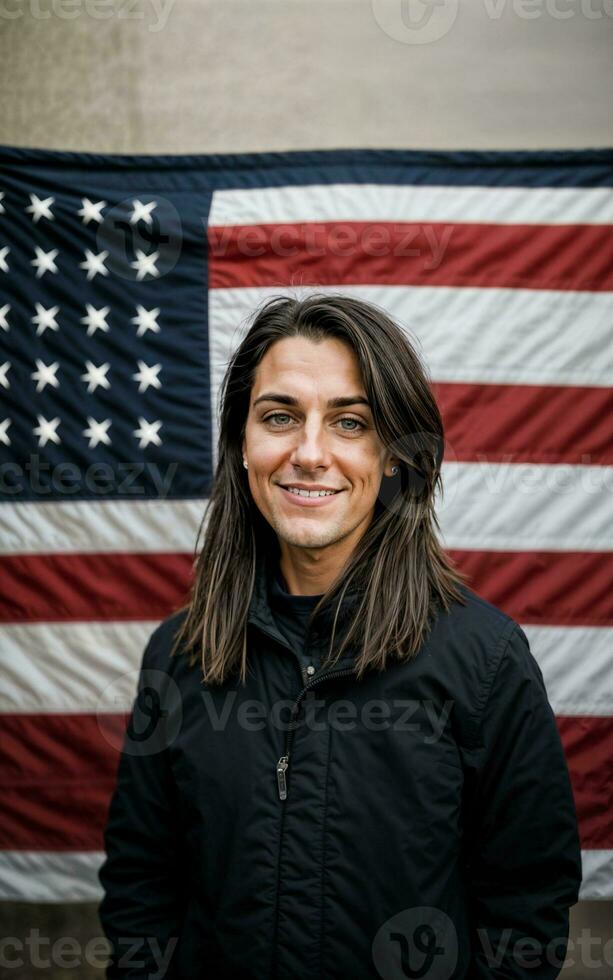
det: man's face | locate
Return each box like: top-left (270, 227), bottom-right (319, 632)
top-left (242, 335), bottom-right (392, 555)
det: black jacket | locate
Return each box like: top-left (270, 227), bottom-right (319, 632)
top-left (98, 550), bottom-right (582, 979)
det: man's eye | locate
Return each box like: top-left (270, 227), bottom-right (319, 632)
top-left (263, 413), bottom-right (365, 432)
top-left (338, 417), bottom-right (365, 431)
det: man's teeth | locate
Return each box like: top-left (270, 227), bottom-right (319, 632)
top-left (286, 487), bottom-right (337, 497)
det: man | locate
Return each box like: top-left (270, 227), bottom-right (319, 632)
top-left (98, 293), bottom-right (582, 979)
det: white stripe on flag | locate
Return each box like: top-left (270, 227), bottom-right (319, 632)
top-left (579, 850), bottom-right (613, 901)
top-left (208, 184), bottom-right (613, 227)
top-left (524, 626), bottom-right (613, 717)
top-left (0, 498), bottom-right (206, 555)
top-left (0, 851), bottom-right (105, 902)
top-left (0, 620), bottom-right (155, 713)
top-left (208, 285), bottom-right (613, 388)
top-left (437, 462), bottom-right (613, 553)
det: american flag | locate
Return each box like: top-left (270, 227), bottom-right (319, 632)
top-left (0, 144), bottom-right (611, 903)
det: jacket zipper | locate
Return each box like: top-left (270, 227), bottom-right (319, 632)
top-left (275, 665), bottom-right (356, 800)
top-left (249, 618), bottom-right (356, 800)
top-left (249, 620), bottom-right (355, 980)
top-left (271, 663), bottom-right (355, 980)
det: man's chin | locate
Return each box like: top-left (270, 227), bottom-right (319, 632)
top-left (273, 519), bottom-right (342, 551)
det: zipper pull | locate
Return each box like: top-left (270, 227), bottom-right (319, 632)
top-left (276, 755), bottom-right (289, 800)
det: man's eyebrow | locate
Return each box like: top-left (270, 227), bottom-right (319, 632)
top-left (253, 392), bottom-right (371, 409)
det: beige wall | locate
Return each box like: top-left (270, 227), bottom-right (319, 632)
top-left (0, 1), bottom-right (611, 976)
top-left (1, 0), bottom-right (612, 153)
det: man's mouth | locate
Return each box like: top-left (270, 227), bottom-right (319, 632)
top-left (281, 485), bottom-right (341, 498)
top-left (277, 484), bottom-right (345, 506)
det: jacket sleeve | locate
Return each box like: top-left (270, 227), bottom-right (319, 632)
top-left (97, 623), bottom-right (185, 979)
top-left (464, 622), bottom-right (583, 978)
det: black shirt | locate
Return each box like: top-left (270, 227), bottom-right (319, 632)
top-left (268, 563), bottom-right (324, 673)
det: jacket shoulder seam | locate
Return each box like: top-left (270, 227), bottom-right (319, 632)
top-left (465, 618), bottom-right (519, 749)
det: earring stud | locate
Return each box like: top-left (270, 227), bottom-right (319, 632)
top-left (243, 460), bottom-right (248, 469)
top-left (391, 465), bottom-right (398, 475)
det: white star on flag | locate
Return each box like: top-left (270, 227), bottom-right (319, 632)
top-left (0, 361), bottom-right (10, 390)
top-left (80, 248), bottom-right (109, 281)
top-left (31, 246), bottom-right (59, 279)
top-left (0, 246), bottom-right (9, 273)
top-left (0, 304), bottom-right (10, 331)
top-left (82, 416), bottom-right (112, 449)
top-left (78, 197), bottom-right (107, 225)
top-left (0, 417), bottom-right (11, 446)
top-left (81, 360), bottom-right (110, 393)
top-left (130, 200), bottom-right (157, 226)
top-left (32, 303), bottom-right (60, 336)
top-left (133, 416), bottom-right (162, 448)
top-left (132, 360), bottom-right (162, 393)
top-left (26, 193), bottom-right (55, 224)
top-left (131, 305), bottom-right (160, 336)
top-left (31, 359), bottom-right (60, 393)
top-left (81, 304), bottom-right (110, 336)
top-left (131, 249), bottom-right (160, 281)
top-left (0, 191), bottom-right (4, 216)
top-left (33, 414), bottom-right (61, 447)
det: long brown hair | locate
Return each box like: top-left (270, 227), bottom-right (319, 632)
top-left (170, 292), bottom-right (468, 684)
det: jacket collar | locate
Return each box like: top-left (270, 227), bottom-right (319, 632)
top-left (247, 547), bottom-right (362, 670)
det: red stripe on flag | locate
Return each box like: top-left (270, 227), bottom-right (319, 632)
top-left (557, 715), bottom-right (613, 850)
top-left (2, 550), bottom-right (610, 629)
top-left (0, 552), bottom-right (194, 623)
top-left (0, 713), bottom-right (610, 851)
top-left (0, 713), bottom-right (126, 851)
top-left (208, 222), bottom-right (613, 291)
top-left (434, 382), bottom-right (613, 466)
top-left (448, 550), bottom-right (613, 627)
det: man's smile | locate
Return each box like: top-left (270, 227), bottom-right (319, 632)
top-left (277, 485), bottom-right (346, 507)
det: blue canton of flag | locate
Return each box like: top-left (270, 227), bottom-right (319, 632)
top-left (0, 161), bottom-right (212, 501)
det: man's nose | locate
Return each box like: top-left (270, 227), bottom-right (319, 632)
top-left (290, 422), bottom-right (331, 470)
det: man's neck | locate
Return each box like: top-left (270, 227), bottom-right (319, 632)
top-left (278, 547), bottom-right (348, 596)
